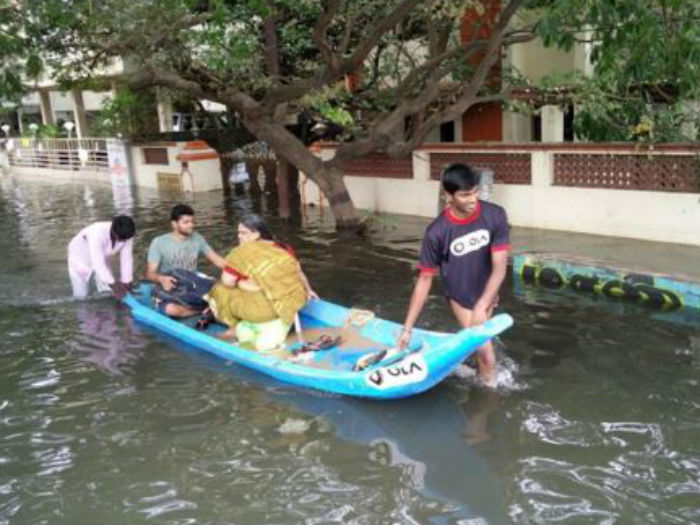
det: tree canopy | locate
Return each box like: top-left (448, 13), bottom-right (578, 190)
top-left (533, 0), bottom-right (700, 141)
top-left (1, 0), bottom-right (698, 226)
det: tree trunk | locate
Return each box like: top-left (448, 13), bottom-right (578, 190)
top-left (277, 157), bottom-right (291, 220)
top-left (314, 165), bottom-right (358, 229)
top-left (263, 160), bottom-right (278, 194)
top-left (288, 162), bottom-right (300, 198)
top-left (219, 154), bottom-right (232, 195)
top-left (241, 117), bottom-right (360, 230)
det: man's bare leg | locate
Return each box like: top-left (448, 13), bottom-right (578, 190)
top-left (164, 303), bottom-right (200, 318)
top-left (216, 327), bottom-right (237, 341)
top-left (450, 299), bottom-right (496, 387)
top-left (462, 389), bottom-right (500, 445)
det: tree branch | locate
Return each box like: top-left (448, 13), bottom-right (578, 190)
top-left (363, 41), bottom-right (387, 91)
top-left (123, 66), bottom-right (259, 115)
top-left (396, 29), bottom-right (536, 99)
top-left (262, 0), bottom-right (423, 110)
top-left (312, 0), bottom-right (343, 70)
top-left (339, 8), bottom-right (359, 56)
top-left (342, 0), bottom-right (423, 73)
top-left (391, 88), bottom-right (514, 155)
top-left (332, 0), bottom-right (528, 162)
top-left (263, 0), bottom-right (421, 108)
top-left (263, 13), bottom-right (282, 79)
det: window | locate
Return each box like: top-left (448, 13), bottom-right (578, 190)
top-left (532, 113), bottom-right (542, 142)
top-left (143, 147), bottom-right (169, 165)
top-left (563, 104), bottom-right (575, 142)
top-left (440, 121), bottom-right (456, 142)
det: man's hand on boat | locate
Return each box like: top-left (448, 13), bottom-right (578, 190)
top-left (110, 281), bottom-right (131, 300)
top-left (471, 304), bottom-right (488, 327)
top-left (396, 328), bottom-right (412, 351)
top-left (157, 275), bottom-right (178, 292)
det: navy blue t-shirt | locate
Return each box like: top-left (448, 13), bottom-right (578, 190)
top-left (419, 201), bottom-right (510, 309)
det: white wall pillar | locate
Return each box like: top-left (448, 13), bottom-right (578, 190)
top-left (71, 89), bottom-right (89, 139)
top-left (156, 90), bottom-right (174, 132)
top-left (39, 90), bottom-right (55, 126)
top-left (16, 109), bottom-right (24, 134)
top-left (531, 150), bottom-right (553, 187)
top-left (502, 110), bottom-right (532, 142)
top-left (574, 29), bottom-right (594, 77)
top-left (412, 151), bottom-right (430, 181)
top-left (541, 105), bottom-right (564, 142)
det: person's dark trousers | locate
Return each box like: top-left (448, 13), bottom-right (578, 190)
top-left (151, 269), bottom-right (216, 312)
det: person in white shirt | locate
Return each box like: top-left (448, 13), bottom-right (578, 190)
top-left (67, 216), bottom-right (135, 299)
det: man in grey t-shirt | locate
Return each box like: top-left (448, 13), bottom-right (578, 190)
top-left (146, 204), bottom-right (227, 317)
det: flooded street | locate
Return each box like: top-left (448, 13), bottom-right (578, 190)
top-left (1, 176), bottom-right (698, 525)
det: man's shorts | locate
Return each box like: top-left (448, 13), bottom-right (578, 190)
top-left (446, 294), bottom-right (500, 312)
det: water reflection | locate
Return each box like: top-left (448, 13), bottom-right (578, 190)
top-left (175, 345), bottom-right (507, 523)
top-left (0, 176), bottom-right (698, 525)
top-left (280, 388), bottom-right (506, 523)
top-left (71, 304), bottom-right (142, 375)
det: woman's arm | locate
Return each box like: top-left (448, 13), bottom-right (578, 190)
top-left (298, 263), bottom-right (318, 300)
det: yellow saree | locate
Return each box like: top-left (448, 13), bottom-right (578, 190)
top-left (208, 240), bottom-right (306, 328)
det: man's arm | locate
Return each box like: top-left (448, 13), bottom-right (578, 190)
top-left (145, 261), bottom-right (177, 291)
top-left (145, 239), bottom-right (174, 290)
top-left (88, 229), bottom-right (116, 286)
top-left (119, 238), bottom-right (134, 284)
top-left (398, 272), bottom-right (435, 349)
top-left (471, 250), bottom-right (508, 326)
top-left (144, 261), bottom-right (161, 283)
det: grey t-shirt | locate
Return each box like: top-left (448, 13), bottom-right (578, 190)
top-left (147, 232), bottom-right (213, 273)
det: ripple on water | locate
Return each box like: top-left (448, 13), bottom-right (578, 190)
top-left (510, 452), bottom-right (700, 525)
top-left (1, 179), bottom-right (698, 525)
top-left (122, 481), bottom-right (198, 520)
top-left (510, 412), bottom-right (700, 525)
top-left (599, 421), bottom-right (665, 453)
top-left (19, 368), bottom-right (61, 391)
top-left (33, 445), bottom-right (74, 477)
top-left (521, 402), bottom-right (602, 447)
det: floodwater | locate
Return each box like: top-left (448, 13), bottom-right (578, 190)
top-left (0, 175), bottom-right (698, 525)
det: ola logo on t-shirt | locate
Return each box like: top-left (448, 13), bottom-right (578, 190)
top-left (450, 229), bottom-right (490, 256)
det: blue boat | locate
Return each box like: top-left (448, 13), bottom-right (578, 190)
top-left (123, 283), bottom-right (514, 399)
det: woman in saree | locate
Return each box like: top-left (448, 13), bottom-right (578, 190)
top-left (206, 215), bottom-right (317, 348)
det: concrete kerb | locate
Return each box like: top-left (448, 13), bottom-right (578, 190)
top-left (512, 252), bottom-right (700, 322)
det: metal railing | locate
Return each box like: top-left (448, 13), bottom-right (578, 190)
top-left (8, 137), bottom-right (109, 172)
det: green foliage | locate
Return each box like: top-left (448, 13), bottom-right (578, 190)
top-left (35, 124), bottom-right (62, 138)
top-left (0, 8), bottom-right (31, 104)
top-left (301, 84), bottom-right (356, 128)
top-left (92, 88), bottom-right (159, 138)
top-left (568, 78), bottom-right (698, 142)
top-left (357, 209), bottom-right (399, 231)
top-left (534, 0), bottom-right (700, 141)
top-left (315, 102), bottom-right (355, 127)
top-left (2, 0), bottom-right (697, 146)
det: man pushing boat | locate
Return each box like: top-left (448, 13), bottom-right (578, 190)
top-left (67, 215), bottom-right (136, 299)
top-left (398, 163), bottom-right (510, 387)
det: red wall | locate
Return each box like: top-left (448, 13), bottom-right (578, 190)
top-left (459, 0), bottom-right (503, 142)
